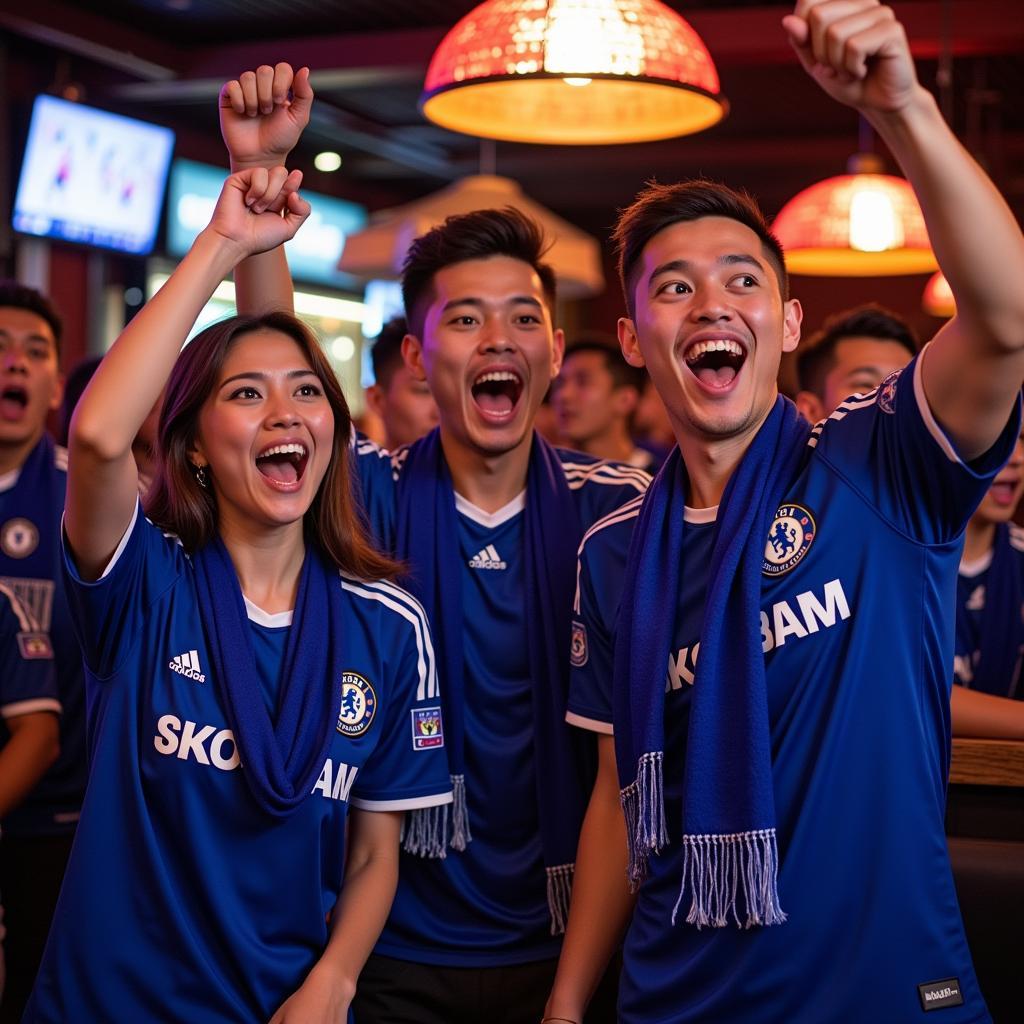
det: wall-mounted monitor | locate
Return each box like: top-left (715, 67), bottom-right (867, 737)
top-left (12, 94), bottom-right (175, 255)
top-left (167, 159), bottom-right (366, 289)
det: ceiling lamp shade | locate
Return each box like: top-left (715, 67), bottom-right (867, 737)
top-left (922, 271), bottom-right (954, 318)
top-left (338, 174), bottom-right (604, 298)
top-left (420, 0), bottom-right (726, 145)
top-left (773, 155), bottom-right (938, 277)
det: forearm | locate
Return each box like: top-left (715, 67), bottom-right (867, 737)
top-left (316, 811), bottom-right (401, 999)
top-left (0, 714), bottom-right (59, 818)
top-left (545, 738), bottom-right (635, 1020)
top-left (867, 90), bottom-right (1024, 346)
top-left (951, 684), bottom-right (1024, 741)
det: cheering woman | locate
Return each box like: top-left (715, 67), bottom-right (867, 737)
top-left (25, 168), bottom-right (451, 1023)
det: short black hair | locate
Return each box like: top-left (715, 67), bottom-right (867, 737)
top-left (0, 279), bottom-right (63, 356)
top-left (796, 304), bottom-right (918, 397)
top-left (401, 207), bottom-right (557, 335)
top-left (612, 179), bottom-right (788, 317)
top-left (370, 317), bottom-right (409, 390)
top-left (562, 334), bottom-right (647, 394)
top-left (59, 355), bottom-right (102, 445)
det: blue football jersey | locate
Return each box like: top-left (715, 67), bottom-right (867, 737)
top-left (0, 583), bottom-right (60, 758)
top-left (25, 505), bottom-right (451, 1024)
top-left (954, 523), bottom-right (1024, 698)
top-left (569, 353), bottom-right (1016, 1023)
top-left (0, 437), bottom-right (85, 835)
top-left (354, 435), bottom-right (650, 965)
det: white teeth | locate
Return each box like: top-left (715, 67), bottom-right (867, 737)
top-left (258, 443), bottom-right (307, 459)
top-left (684, 339), bottom-right (744, 364)
top-left (474, 371), bottom-right (521, 385)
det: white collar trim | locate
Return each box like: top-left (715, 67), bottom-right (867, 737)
top-left (959, 549), bottom-right (994, 578)
top-left (0, 466), bottom-right (21, 493)
top-left (454, 489), bottom-right (527, 528)
top-left (243, 596), bottom-right (293, 628)
top-left (684, 504), bottom-right (719, 524)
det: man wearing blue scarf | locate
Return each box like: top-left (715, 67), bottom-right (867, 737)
top-left (348, 209), bottom-right (649, 1024)
top-left (544, 3), bottom-right (1024, 1022)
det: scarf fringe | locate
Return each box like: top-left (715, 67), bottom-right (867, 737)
top-left (545, 862), bottom-right (574, 935)
top-left (672, 828), bottom-right (787, 929)
top-left (449, 773), bottom-right (472, 851)
top-left (401, 801), bottom-right (449, 859)
top-left (402, 773), bottom-right (471, 858)
top-left (620, 751), bottom-right (668, 890)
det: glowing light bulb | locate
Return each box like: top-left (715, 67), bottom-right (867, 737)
top-left (563, 77), bottom-right (593, 87)
top-left (314, 152), bottom-right (343, 173)
top-left (849, 189), bottom-right (903, 252)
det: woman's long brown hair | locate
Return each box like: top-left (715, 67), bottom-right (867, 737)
top-left (144, 310), bottom-right (398, 582)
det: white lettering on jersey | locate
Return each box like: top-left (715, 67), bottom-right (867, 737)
top-left (760, 579), bottom-right (851, 653)
top-left (312, 758), bottom-right (359, 803)
top-left (666, 642), bottom-right (700, 691)
top-left (153, 714), bottom-right (240, 771)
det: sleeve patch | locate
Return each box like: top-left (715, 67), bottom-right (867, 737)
top-left (17, 631), bottom-right (53, 660)
top-left (570, 621), bottom-right (589, 667)
top-left (411, 706), bottom-right (444, 750)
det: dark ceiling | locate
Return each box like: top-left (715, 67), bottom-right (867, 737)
top-left (2, 0), bottom-right (1022, 242)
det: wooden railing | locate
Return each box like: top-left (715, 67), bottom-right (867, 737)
top-left (950, 738), bottom-right (1024, 787)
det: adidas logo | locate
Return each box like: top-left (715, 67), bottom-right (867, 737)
top-left (169, 649), bottom-right (206, 683)
top-left (468, 544), bottom-right (507, 570)
top-left (967, 585), bottom-right (986, 611)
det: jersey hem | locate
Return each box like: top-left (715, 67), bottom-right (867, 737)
top-left (371, 939), bottom-right (562, 968)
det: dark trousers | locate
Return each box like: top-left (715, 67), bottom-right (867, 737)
top-left (0, 832), bottom-right (74, 1023)
top-left (352, 952), bottom-right (619, 1024)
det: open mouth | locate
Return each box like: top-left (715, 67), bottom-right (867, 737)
top-left (989, 480), bottom-right (1019, 507)
top-left (255, 442), bottom-right (309, 487)
top-left (683, 339), bottom-right (747, 389)
top-left (471, 369), bottom-right (524, 420)
top-left (0, 385), bottom-right (29, 421)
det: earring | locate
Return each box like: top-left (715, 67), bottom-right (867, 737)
top-left (194, 463), bottom-right (209, 488)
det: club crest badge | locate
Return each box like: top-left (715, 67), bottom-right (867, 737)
top-left (410, 707), bottom-right (444, 750)
top-left (17, 631), bottom-right (53, 659)
top-left (763, 503), bottom-right (816, 577)
top-left (1, 518), bottom-right (39, 559)
top-left (877, 369), bottom-right (900, 414)
top-left (570, 621), bottom-right (588, 668)
top-left (337, 671), bottom-right (377, 737)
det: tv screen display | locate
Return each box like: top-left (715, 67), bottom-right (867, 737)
top-left (13, 94), bottom-right (175, 255)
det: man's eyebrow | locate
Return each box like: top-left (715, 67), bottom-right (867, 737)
top-left (647, 253), bottom-right (766, 285)
top-left (440, 296), bottom-right (543, 313)
top-left (0, 329), bottom-right (54, 344)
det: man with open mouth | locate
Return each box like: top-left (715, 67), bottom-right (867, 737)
top-left (0, 281), bottom-right (86, 1023)
top-left (546, 3), bottom-right (1024, 1023)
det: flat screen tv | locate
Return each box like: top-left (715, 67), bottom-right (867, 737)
top-left (12, 94), bottom-right (175, 255)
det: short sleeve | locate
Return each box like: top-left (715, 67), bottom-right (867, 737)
top-left (0, 587), bottom-right (60, 719)
top-left (350, 593), bottom-right (452, 811)
top-left (566, 530), bottom-right (622, 736)
top-left (812, 347), bottom-right (1022, 545)
top-left (62, 502), bottom-right (185, 679)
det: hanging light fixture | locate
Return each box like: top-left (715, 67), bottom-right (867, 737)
top-left (773, 154), bottom-right (938, 276)
top-left (420, 0), bottom-right (726, 145)
top-left (338, 174), bottom-right (604, 298)
top-left (922, 271), bottom-right (954, 318)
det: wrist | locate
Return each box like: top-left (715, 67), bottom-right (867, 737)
top-left (229, 154), bottom-right (292, 174)
top-left (192, 226), bottom-right (249, 276)
top-left (861, 84), bottom-right (939, 138)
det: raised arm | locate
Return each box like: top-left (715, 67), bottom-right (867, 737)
top-left (543, 735), bottom-right (635, 1023)
top-left (66, 169), bottom-right (309, 579)
top-left (221, 63), bottom-right (311, 315)
top-left (784, 0), bottom-right (1024, 459)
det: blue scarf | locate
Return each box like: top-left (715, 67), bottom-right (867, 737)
top-left (614, 396), bottom-right (810, 929)
top-left (192, 536), bottom-right (344, 818)
top-left (961, 523), bottom-right (1024, 697)
top-left (395, 427), bottom-right (591, 932)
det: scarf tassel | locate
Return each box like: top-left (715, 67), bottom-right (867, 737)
top-left (546, 863), bottom-right (574, 936)
top-left (672, 828), bottom-right (787, 929)
top-left (620, 751), bottom-right (668, 890)
top-left (402, 773), bottom-right (471, 858)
